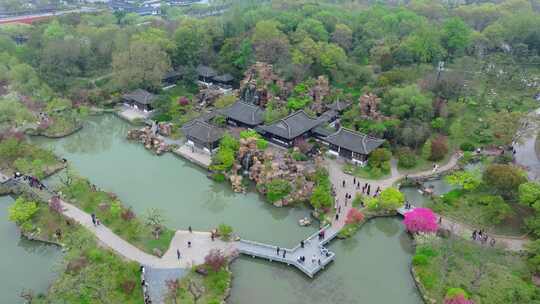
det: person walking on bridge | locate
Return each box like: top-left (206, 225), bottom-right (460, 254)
top-left (277, 247), bottom-right (280, 255)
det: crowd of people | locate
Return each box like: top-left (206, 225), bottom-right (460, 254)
top-left (472, 229), bottom-right (496, 247)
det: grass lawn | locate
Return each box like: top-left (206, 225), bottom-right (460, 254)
top-left (343, 163), bottom-right (390, 180)
top-left (166, 266), bottom-right (232, 304)
top-left (0, 138), bottom-right (64, 179)
top-left (60, 176), bottom-right (174, 255)
top-left (15, 202), bottom-right (144, 304)
top-left (427, 190), bottom-right (531, 237)
top-left (413, 236), bottom-right (538, 304)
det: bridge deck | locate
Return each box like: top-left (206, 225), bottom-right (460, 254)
top-left (237, 226), bottom-right (339, 278)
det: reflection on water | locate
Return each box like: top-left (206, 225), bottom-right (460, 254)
top-left (31, 114), bottom-right (421, 304)
top-left (230, 218), bottom-right (421, 304)
top-left (0, 196), bottom-right (62, 304)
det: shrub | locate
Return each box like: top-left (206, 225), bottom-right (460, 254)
top-left (121, 208), bottom-right (135, 221)
top-left (8, 198), bottom-right (39, 225)
top-left (240, 129), bottom-right (260, 139)
top-left (345, 208), bottom-right (365, 225)
top-left (213, 173), bottom-right (226, 183)
top-left (212, 115), bottom-right (226, 127)
top-left (459, 142), bottom-right (475, 152)
top-left (266, 179), bottom-right (292, 202)
top-left (121, 280), bottom-right (136, 295)
top-left (397, 148), bottom-right (418, 169)
top-left (217, 224), bottom-right (233, 240)
top-left (205, 249), bottom-right (227, 272)
top-left (368, 148), bottom-right (391, 168)
top-left (256, 138), bottom-right (268, 150)
top-left (291, 151), bottom-right (308, 161)
top-left (412, 254), bottom-right (429, 266)
top-left (378, 187), bottom-right (405, 210)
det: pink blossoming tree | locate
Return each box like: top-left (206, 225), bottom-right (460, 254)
top-left (403, 207), bottom-right (438, 234)
top-left (345, 208), bottom-right (365, 225)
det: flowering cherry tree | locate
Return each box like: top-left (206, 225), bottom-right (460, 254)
top-left (403, 207), bottom-right (438, 234)
top-left (345, 208), bottom-right (365, 225)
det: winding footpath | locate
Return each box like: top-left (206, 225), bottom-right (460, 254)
top-left (326, 154), bottom-right (529, 252)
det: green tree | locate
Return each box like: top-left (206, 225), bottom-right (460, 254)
top-left (519, 182), bottom-right (540, 211)
top-left (368, 148), bottom-right (391, 169)
top-left (297, 18), bottom-right (329, 42)
top-left (403, 27), bottom-right (445, 63)
top-left (483, 164), bottom-right (527, 197)
top-left (173, 19), bottom-right (209, 66)
top-left (251, 20), bottom-right (290, 64)
top-left (331, 23), bottom-right (353, 50)
top-left (383, 85), bottom-right (433, 121)
top-left (112, 40), bottom-right (170, 90)
top-left (442, 17), bottom-right (472, 56)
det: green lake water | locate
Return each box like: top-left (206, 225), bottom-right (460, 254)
top-left (0, 196), bottom-right (62, 303)
top-left (22, 114), bottom-right (423, 303)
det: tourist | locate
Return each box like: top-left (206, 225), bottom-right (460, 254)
top-left (282, 250), bottom-right (286, 258)
top-left (312, 255), bottom-right (317, 264)
top-left (188, 241), bottom-right (192, 248)
top-left (338, 206), bottom-right (341, 214)
top-left (472, 230), bottom-right (477, 241)
top-left (177, 249), bottom-right (181, 260)
top-left (211, 233), bottom-right (215, 241)
top-left (353, 177), bottom-right (356, 184)
top-left (367, 185), bottom-right (371, 196)
top-left (342, 180), bottom-right (346, 188)
top-left (490, 238), bottom-right (496, 247)
top-left (91, 213), bottom-right (96, 226)
top-left (300, 240), bottom-right (304, 248)
top-left (439, 217), bottom-right (442, 224)
top-left (277, 247), bottom-right (280, 255)
top-left (188, 226), bottom-right (192, 233)
top-left (318, 259), bottom-right (321, 266)
top-left (335, 213), bottom-right (339, 221)
top-left (96, 218), bottom-right (101, 226)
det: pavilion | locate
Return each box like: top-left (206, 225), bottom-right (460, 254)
top-left (321, 128), bottom-right (385, 165)
top-left (255, 110), bottom-right (323, 147)
top-left (218, 101), bottom-right (265, 128)
top-left (181, 119), bottom-right (224, 153)
top-left (122, 89), bottom-right (157, 112)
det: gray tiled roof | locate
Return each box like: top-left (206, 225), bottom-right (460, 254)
top-left (213, 73), bottom-right (234, 82)
top-left (181, 119), bottom-right (224, 144)
top-left (196, 65), bottom-right (217, 78)
top-left (326, 99), bottom-right (352, 112)
top-left (257, 110), bottom-right (322, 140)
top-left (123, 89), bottom-right (156, 105)
top-left (219, 101), bottom-right (265, 126)
top-left (324, 128), bottom-right (384, 155)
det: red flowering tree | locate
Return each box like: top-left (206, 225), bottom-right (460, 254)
top-left (403, 207), bottom-right (438, 234)
top-left (204, 249), bottom-right (227, 272)
top-left (178, 96), bottom-right (190, 106)
top-left (345, 208), bottom-right (364, 225)
top-left (445, 294), bottom-right (474, 304)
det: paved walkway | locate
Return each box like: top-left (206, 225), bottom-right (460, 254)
top-left (326, 156), bottom-right (528, 251)
top-left (173, 144), bottom-right (212, 168)
top-left (7, 178), bottom-right (232, 267)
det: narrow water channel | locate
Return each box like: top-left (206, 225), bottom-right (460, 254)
top-left (0, 196), bottom-right (62, 303)
top-left (29, 114), bottom-right (422, 303)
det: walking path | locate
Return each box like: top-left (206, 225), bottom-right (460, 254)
top-left (325, 155), bottom-right (529, 251)
top-left (6, 177), bottom-right (232, 268)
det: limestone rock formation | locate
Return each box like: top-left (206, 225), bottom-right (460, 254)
top-left (127, 127), bottom-right (170, 155)
top-left (359, 93), bottom-right (382, 119)
top-left (239, 62), bottom-right (290, 107)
